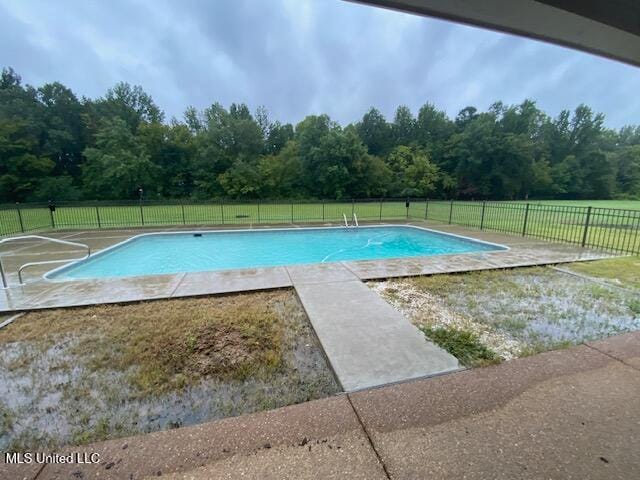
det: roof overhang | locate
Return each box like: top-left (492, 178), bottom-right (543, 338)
top-left (349, 0), bottom-right (640, 67)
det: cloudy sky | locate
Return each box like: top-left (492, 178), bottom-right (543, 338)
top-left (2, 0), bottom-right (639, 128)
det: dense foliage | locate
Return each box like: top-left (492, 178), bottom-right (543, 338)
top-left (1, 67), bottom-right (639, 203)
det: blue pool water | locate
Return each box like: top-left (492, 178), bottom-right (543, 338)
top-left (46, 226), bottom-right (506, 280)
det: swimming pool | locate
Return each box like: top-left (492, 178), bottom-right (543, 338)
top-left (46, 226), bottom-right (507, 281)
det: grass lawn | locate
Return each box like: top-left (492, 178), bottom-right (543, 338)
top-left (0, 201), bottom-right (416, 234)
top-left (562, 256), bottom-right (640, 290)
top-left (0, 291), bottom-right (339, 451)
top-left (521, 199), bottom-right (640, 210)
top-left (371, 265), bottom-right (640, 366)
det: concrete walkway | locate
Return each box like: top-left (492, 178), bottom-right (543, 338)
top-left (287, 263), bottom-right (459, 391)
top-left (6, 331), bottom-right (638, 480)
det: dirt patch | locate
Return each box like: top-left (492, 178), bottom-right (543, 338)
top-left (188, 326), bottom-right (256, 374)
top-left (0, 290), bottom-right (339, 450)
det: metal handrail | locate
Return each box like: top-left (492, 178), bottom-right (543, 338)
top-left (353, 213), bottom-right (359, 227)
top-left (0, 235), bottom-right (91, 288)
top-left (342, 213), bottom-right (349, 227)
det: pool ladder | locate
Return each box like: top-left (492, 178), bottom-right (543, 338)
top-left (0, 235), bottom-right (91, 288)
top-left (342, 213), bottom-right (359, 228)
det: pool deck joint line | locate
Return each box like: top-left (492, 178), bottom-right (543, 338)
top-left (288, 263), bottom-right (460, 391)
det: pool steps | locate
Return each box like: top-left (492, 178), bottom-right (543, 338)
top-left (0, 235), bottom-right (91, 288)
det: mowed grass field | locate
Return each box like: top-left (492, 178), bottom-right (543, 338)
top-left (425, 200), bottom-right (640, 254)
top-left (514, 200), bottom-right (640, 210)
top-left (1, 199), bottom-right (639, 253)
top-left (0, 201), bottom-right (418, 232)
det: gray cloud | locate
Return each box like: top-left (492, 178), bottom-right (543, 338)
top-left (2, 0), bottom-right (639, 128)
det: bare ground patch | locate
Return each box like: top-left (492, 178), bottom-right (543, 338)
top-left (0, 290), bottom-right (339, 450)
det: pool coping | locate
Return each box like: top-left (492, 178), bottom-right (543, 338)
top-left (0, 222), bottom-right (616, 313)
top-left (42, 224), bottom-right (510, 282)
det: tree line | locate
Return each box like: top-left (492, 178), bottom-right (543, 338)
top-left (1, 66), bottom-right (639, 204)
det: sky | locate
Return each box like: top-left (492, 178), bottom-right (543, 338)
top-left (2, 0), bottom-right (639, 129)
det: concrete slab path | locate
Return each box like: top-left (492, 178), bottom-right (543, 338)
top-left (290, 264), bottom-right (459, 391)
top-left (6, 331), bottom-right (638, 480)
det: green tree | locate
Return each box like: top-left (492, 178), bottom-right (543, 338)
top-left (82, 118), bottom-right (155, 199)
top-left (386, 145), bottom-right (440, 197)
top-left (0, 119), bottom-right (55, 202)
top-left (295, 116), bottom-right (382, 198)
top-left (350, 153), bottom-right (391, 198)
top-left (218, 159), bottom-right (263, 198)
top-left (91, 82), bottom-right (164, 133)
top-left (265, 121), bottom-right (294, 155)
top-left (31, 176), bottom-right (82, 201)
top-left (392, 105), bottom-right (416, 146)
top-left (2, 66), bottom-right (640, 202)
top-left (190, 102), bottom-right (265, 198)
top-left (530, 158), bottom-right (554, 197)
top-left (415, 103), bottom-right (454, 164)
top-left (454, 106), bottom-right (478, 130)
top-left (138, 122), bottom-right (194, 198)
top-left (580, 151), bottom-right (615, 198)
top-left (356, 107), bottom-right (391, 156)
top-left (259, 141), bottom-right (306, 198)
top-left (37, 82), bottom-right (87, 180)
top-left (614, 146), bottom-right (640, 198)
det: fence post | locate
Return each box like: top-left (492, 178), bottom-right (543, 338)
top-left (139, 201), bottom-right (144, 226)
top-left (522, 203), bottom-right (530, 237)
top-left (581, 206), bottom-right (592, 247)
top-left (291, 202), bottom-right (294, 223)
top-left (49, 205), bottom-right (55, 229)
top-left (257, 202), bottom-right (261, 223)
top-left (480, 201), bottom-right (486, 230)
top-left (221, 203), bottom-right (225, 225)
top-left (322, 201), bottom-right (325, 222)
top-left (16, 203), bottom-right (24, 233)
top-left (424, 199), bottom-right (429, 220)
top-left (379, 199), bottom-right (383, 221)
top-left (448, 200), bottom-right (454, 224)
top-left (96, 206), bottom-right (102, 228)
top-left (406, 198), bottom-right (409, 219)
top-left (181, 203), bottom-right (186, 225)
top-left (351, 199), bottom-right (355, 218)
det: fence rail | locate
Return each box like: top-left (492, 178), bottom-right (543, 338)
top-left (1, 199), bottom-right (639, 255)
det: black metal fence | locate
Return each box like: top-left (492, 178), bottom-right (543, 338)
top-left (1, 199), bottom-right (639, 255)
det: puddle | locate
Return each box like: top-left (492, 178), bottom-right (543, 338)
top-left (371, 267), bottom-right (640, 360)
top-left (0, 294), bottom-right (339, 450)
top-left (370, 281), bottom-right (524, 359)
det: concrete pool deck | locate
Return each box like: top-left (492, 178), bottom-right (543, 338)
top-left (0, 221), bottom-right (614, 313)
top-left (4, 330), bottom-right (638, 480)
